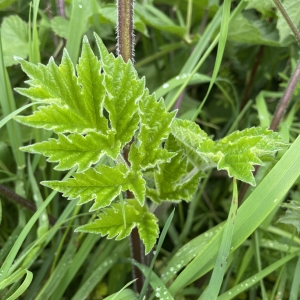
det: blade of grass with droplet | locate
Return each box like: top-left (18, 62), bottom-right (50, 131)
top-left (49, 234), bottom-right (100, 300)
top-left (139, 209), bottom-right (175, 300)
top-left (66, 0), bottom-right (87, 64)
top-left (217, 250), bottom-right (300, 300)
top-left (198, 177), bottom-right (238, 299)
top-left (169, 132), bottom-right (300, 294)
top-left (71, 241), bottom-right (128, 300)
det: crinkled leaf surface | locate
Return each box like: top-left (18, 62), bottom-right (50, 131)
top-left (42, 164), bottom-right (146, 210)
top-left (15, 37), bottom-right (108, 133)
top-left (20, 131), bottom-right (118, 172)
top-left (200, 127), bottom-right (286, 185)
top-left (75, 199), bottom-right (159, 254)
top-left (147, 135), bottom-right (202, 203)
top-left (95, 35), bottom-right (142, 148)
top-left (129, 90), bottom-right (176, 171)
top-left (172, 120), bottom-right (285, 186)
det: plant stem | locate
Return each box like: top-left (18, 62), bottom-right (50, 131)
top-left (117, 0), bottom-right (145, 293)
top-left (0, 183), bottom-right (57, 225)
top-left (117, 0), bottom-right (134, 62)
top-left (239, 1), bottom-right (300, 204)
top-left (270, 60), bottom-right (300, 130)
top-left (273, 0), bottom-right (300, 45)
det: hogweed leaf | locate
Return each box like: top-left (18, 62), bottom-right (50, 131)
top-left (171, 118), bottom-right (211, 169)
top-left (20, 131), bottom-right (118, 172)
top-left (75, 199), bottom-right (159, 254)
top-left (95, 34), bottom-right (142, 147)
top-left (147, 136), bottom-right (202, 203)
top-left (199, 127), bottom-right (286, 186)
top-left (129, 90), bottom-right (176, 170)
top-left (42, 164), bottom-right (146, 210)
top-left (15, 104), bottom-right (94, 134)
top-left (76, 36), bottom-right (108, 131)
top-left (15, 38), bottom-right (108, 133)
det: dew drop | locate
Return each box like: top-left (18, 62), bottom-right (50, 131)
top-left (163, 83), bottom-right (169, 89)
top-left (79, 4), bottom-right (82, 8)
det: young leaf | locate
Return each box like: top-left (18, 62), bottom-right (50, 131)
top-left (20, 131), bottom-right (118, 172)
top-left (129, 90), bottom-right (176, 171)
top-left (172, 119), bottom-right (286, 185)
top-left (147, 135), bottom-right (202, 203)
top-left (199, 127), bottom-right (286, 185)
top-left (95, 35), bottom-right (142, 147)
top-left (75, 199), bottom-right (159, 254)
top-left (171, 118), bottom-right (212, 169)
top-left (42, 164), bottom-right (146, 210)
top-left (15, 37), bottom-right (108, 134)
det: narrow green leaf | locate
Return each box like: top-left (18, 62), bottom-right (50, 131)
top-left (42, 164), bottom-right (145, 210)
top-left (20, 131), bottom-right (118, 172)
top-left (76, 199), bottom-right (158, 253)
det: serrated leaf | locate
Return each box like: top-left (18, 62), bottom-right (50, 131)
top-left (20, 131), bottom-right (119, 172)
top-left (171, 118), bottom-right (212, 169)
top-left (15, 104), bottom-right (94, 134)
top-left (50, 16), bottom-right (69, 39)
top-left (95, 34), bottom-right (142, 147)
top-left (147, 136), bottom-right (202, 203)
top-left (199, 127), bottom-right (286, 185)
top-left (276, 0), bottom-right (300, 42)
top-left (0, 15), bottom-right (28, 67)
top-left (129, 91), bottom-right (176, 170)
top-left (42, 164), bottom-right (146, 210)
top-left (15, 38), bottom-right (108, 133)
top-left (75, 199), bottom-right (159, 253)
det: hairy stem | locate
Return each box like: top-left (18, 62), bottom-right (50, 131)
top-left (273, 0), bottom-right (300, 45)
top-left (117, 0), bottom-right (145, 293)
top-left (117, 0), bottom-right (134, 62)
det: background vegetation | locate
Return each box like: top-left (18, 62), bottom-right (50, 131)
top-left (0, 0), bottom-right (300, 299)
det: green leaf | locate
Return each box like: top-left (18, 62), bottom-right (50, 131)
top-left (245, 0), bottom-right (273, 15)
top-left (129, 91), bottom-right (176, 170)
top-left (147, 135), bottom-right (202, 203)
top-left (20, 131), bottom-right (118, 172)
top-left (171, 118), bottom-right (211, 169)
top-left (15, 104), bottom-right (94, 134)
top-left (95, 34), bottom-right (143, 148)
top-left (0, 15), bottom-right (28, 67)
top-left (228, 14), bottom-right (280, 46)
top-left (50, 16), bottom-right (69, 39)
top-left (199, 127), bottom-right (286, 185)
top-left (15, 37), bottom-right (108, 133)
top-left (276, 0), bottom-right (300, 42)
top-left (42, 164), bottom-right (146, 210)
top-left (76, 199), bottom-right (159, 254)
top-left (278, 193), bottom-right (300, 232)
